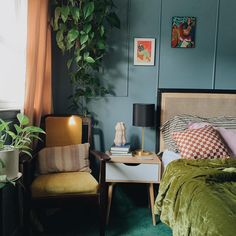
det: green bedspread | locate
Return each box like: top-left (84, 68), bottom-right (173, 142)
top-left (154, 158), bottom-right (236, 236)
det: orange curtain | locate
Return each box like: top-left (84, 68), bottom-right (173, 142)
top-left (24, 0), bottom-right (52, 127)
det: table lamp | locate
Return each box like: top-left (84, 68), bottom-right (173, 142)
top-left (132, 103), bottom-right (155, 156)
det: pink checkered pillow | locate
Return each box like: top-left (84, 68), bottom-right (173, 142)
top-left (172, 125), bottom-right (230, 159)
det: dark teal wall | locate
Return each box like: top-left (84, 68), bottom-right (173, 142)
top-left (53, 0), bottom-right (236, 152)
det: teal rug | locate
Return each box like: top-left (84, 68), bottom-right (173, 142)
top-left (34, 184), bottom-right (172, 236)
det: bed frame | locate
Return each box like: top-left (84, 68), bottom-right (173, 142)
top-left (157, 89), bottom-right (236, 152)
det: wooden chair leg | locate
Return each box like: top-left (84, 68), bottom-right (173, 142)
top-left (106, 183), bottom-right (114, 225)
top-left (99, 183), bottom-right (108, 236)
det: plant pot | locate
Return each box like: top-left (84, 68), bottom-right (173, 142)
top-left (0, 147), bottom-right (19, 180)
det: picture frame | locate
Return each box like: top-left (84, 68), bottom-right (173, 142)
top-left (133, 38), bottom-right (155, 66)
top-left (171, 16), bottom-right (196, 48)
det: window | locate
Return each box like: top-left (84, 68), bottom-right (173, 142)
top-left (0, 0), bottom-right (27, 110)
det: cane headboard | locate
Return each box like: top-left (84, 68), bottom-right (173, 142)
top-left (158, 89), bottom-right (236, 152)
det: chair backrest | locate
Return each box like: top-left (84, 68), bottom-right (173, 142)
top-left (44, 115), bottom-right (91, 147)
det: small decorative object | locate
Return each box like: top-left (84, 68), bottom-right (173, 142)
top-left (0, 113), bottom-right (45, 180)
top-left (134, 38), bottom-right (155, 65)
top-left (171, 16), bottom-right (196, 48)
top-left (133, 103), bottom-right (155, 156)
top-left (114, 122), bottom-right (127, 146)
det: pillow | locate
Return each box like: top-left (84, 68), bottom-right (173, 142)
top-left (171, 126), bottom-right (230, 159)
top-left (161, 114), bottom-right (236, 152)
top-left (37, 143), bottom-right (91, 174)
top-left (187, 121), bottom-right (210, 129)
top-left (214, 127), bottom-right (236, 158)
top-left (188, 122), bottom-right (236, 158)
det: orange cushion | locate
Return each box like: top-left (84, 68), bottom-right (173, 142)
top-left (45, 116), bottom-right (82, 147)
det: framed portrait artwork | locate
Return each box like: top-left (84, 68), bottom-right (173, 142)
top-left (134, 38), bottom-right (155, 65)
top-left (171, 16), bottom-right (196, 48)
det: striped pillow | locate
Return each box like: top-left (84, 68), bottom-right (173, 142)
top-left (161, 115), bottom-right (236, 152)
top-left (38, 143), bottom-right (91, 174)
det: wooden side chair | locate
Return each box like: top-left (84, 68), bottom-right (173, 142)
top-left (23, 115), bottom-right (110, 236)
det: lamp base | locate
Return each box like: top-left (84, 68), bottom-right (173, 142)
top-left (133, 149), bottom-right (153, 157)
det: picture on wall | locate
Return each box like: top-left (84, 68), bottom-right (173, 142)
top-left (134, 38), bottom-right (155, 65)
top-left (171, 16), bottom-right (196, 48)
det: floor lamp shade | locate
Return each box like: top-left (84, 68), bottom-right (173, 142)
top-left (133, 104), bottom-right (155, 127)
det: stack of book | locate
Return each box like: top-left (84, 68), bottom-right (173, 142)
top-left (108, 143), bottom-right (132, 157)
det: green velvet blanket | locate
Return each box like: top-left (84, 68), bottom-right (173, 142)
top-left (154, 159), bottom-right (236, 236)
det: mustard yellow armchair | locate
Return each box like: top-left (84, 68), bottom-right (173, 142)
top-left (23, 115), bottom-right (110, 236)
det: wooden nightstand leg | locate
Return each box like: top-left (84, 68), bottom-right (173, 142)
top-left (149, 183), bottom-right (156, 226)
top-left (106, 183), bottom-right (114, 225)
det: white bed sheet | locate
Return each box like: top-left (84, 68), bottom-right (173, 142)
top-left (162, 150), bottom-right (181, 170)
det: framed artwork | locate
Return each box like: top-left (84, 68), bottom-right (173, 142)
top-left (134, 38), bottom-right (155, 65)
top-left (171, 16), bottom-right (196, 48)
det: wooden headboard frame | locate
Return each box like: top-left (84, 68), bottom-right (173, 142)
top-left (157, 89), bottom-right (236, 152)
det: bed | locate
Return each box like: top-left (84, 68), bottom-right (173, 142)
top-left (154, 90), bottom-right (236, 236)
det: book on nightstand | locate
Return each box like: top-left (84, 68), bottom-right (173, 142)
top-left (106, 151), bottom-right (133, 158)
top-left (110, 143), bottom-right (131, 152)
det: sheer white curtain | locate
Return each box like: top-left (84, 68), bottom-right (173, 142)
top-left (0, 0), bottom-right (27, 110)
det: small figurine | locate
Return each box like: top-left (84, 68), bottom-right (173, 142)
top-left (114, 122), bottom-right (127, 146)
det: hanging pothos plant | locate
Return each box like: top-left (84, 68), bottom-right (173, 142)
top-left (51, 0), bottom-right (120, 116)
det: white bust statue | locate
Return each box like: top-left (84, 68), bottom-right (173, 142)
top-left (114, 122), bottom-right (127, 146)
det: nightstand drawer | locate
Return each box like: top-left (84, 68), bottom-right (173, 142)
top-left (106, 163), bottom-right (160, 183)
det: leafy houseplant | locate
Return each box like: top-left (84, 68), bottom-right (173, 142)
top-left (51, 0), bottom-right (120, 115)
top-left (0, 113), bottom-right (45, 180)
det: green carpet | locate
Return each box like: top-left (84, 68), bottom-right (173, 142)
top-left (34, 184), bottom-right (172, 236)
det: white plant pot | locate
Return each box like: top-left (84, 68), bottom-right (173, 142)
top-left (0, 148), bottom-right (19, 180)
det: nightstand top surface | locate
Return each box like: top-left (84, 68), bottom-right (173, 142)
top-left (108, 153), bottom-right (161, 164)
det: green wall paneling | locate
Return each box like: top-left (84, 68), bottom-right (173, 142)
top-left (215, 0), bottom-right (236, 89)
top-left (159, 0), bottom-right (218, 89)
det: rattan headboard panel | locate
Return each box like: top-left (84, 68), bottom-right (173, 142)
top-left (159, 91), bottom-right (236, 152)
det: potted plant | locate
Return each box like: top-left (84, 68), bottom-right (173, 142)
top-left (0, 113), bottom-right (45, 181)
top-left (51, 0), bottom-right (120, 116)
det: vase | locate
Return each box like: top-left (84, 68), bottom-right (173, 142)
top-left (0, 147), bottom-right (19, 180)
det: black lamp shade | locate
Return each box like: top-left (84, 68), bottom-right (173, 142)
top-left (133, 103), bottom-right (155, 127)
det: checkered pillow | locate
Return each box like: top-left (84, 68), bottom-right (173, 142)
top-left (172, 126), bottom-right (230, 159)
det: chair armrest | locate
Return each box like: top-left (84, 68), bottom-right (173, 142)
top-left (19, 153), bottom-right (37, 189)
top-left (89, 150), bottom-right (110, 186)
top-left (90, 150), bottom-right (111, 162)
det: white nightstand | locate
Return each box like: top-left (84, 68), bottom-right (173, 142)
top-left (105, 153), bottom-right (161, 225)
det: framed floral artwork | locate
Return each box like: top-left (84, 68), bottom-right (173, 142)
top-left (171, 16), bottom-right (196, 48)
top-left (134, 38), bottom-right (155, 65)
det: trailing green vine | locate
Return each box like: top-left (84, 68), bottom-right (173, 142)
top-left (51, 0), bottom-right (120, 116)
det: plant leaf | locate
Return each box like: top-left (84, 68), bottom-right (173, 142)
top-left (67, 29), bottom-right (79, 43)
top-left (76, 55), bottom-right (82, 63)
top-left (80, 34), bottom-right (89, 45)
top-left (83, 52), bottom-right (89, 59)
top-left (84, 24), bottom-right (92, 34)
top-left (67, 58), bottom-right (73, 69)
top-left (57, 41), bottom-right (65, 52)
top-left (83, 2), bottom-right (94, 19)
top-left (23, 126), bottom-right (45, 134)
top-left (53, 7), bottom-right (61, 30)
top-left (71, 7), bottom-right (80, 22)
top-left (97, 40), bottom-right (105, 49)
top-left (17, 113), bottom-right (29, 126)
top-left (100, 25), bottom-right (105, 37)
top-left (21, 150), bottom-right (32, 157)
top-left (61, 6), bottom-right (70, 23)
top-left (56, 30), bottom-right (64, 43)
top-left (6, 131), bottom-right (16, 140)
top-left (14, 124), bottom-right (21, 134)
top-left (85, 56), bottom-right (95, 63)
